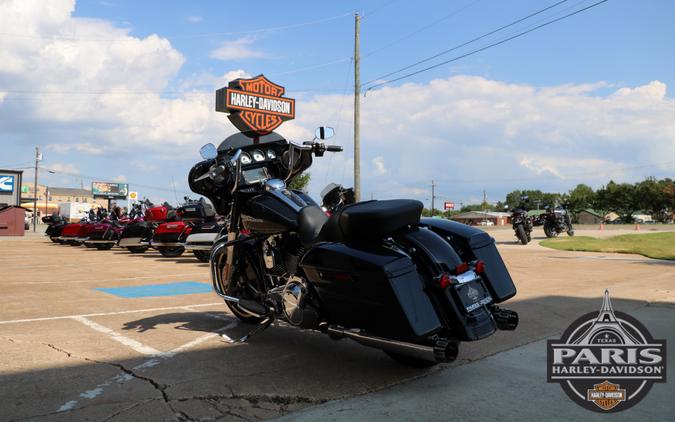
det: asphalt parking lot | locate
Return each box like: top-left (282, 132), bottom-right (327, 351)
top-left (1, 226), bottom-right (673, 421)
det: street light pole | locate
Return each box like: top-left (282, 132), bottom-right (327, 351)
top-left (32, 147), bottom-right (41, 232)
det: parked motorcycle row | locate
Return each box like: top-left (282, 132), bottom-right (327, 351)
top-left (509, 196), bottom-right (574, 245)
top-left (43, 198), bottom-right (222, 262)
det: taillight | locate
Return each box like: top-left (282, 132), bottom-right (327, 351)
top-left (474, 260), bottom-right (486, 274)
top-left (453, 262), bottom-right (469, 275)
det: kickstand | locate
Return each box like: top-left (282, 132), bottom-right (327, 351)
top-left (237, 316), bottom-right (275, 343)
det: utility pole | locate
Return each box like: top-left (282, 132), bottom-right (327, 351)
top-left (33, 147), bottom-right (41, 232)
top-left (353, 12), bottom-right (361, 202)
top-left (431, 180), bottom-right (436, 216)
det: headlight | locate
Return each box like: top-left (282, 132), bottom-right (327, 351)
top-left (240, 153), bottom-right (252, 165)
top-left (252, 149), bottom-right (265, 162)
top-left (266, 149), bottom-right (277, 160)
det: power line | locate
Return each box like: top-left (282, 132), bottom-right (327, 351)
top-left (364, 0), bottom-right (608, 90)
top-left (362, 0), bottom-right (572, 87)
top-left (362, 0), bottom-right (483, 59)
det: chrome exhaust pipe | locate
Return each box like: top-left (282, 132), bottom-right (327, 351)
top-left (326, 326), bottom-right (458, 363)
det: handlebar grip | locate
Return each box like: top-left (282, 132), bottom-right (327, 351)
top-left (326, 145), bottom-right (343, 152)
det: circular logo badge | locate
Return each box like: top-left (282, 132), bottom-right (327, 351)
top-left (547, 290), bottom-right (667, 412)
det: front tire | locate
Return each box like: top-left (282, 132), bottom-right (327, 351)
top-left (158, 246), bottom-right (185, 257)
top-left (543, 223), bottom-right (557, 238)
top-left (193, 250), bottom-right (211, 262)
top-left (516, 225), bottom-right (529, 245)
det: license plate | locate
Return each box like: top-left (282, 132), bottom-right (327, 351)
top-left (455, 279), bottom-right (492, 313)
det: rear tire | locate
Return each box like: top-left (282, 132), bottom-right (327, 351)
top-left (193, 250), bottom-right (211, 262)
top-left (384, 351), bottom-right (438, 368)
top-left (516, 225), bottom-right (529, 245)
top-left (158, 246), bottom-right (185, 257)
top-left (127, 246), bottom-right (148, 253)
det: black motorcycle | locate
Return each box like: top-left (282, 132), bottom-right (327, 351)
top-left (43, 213), bottom-right (66, 243)
top-left (542, 204), bottom-right (574, 238)
top-left (188, 128), bottom-right (518, 366)
top-left (510, 208), bottom-right (533, 245)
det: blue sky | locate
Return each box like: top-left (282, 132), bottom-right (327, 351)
top-left (1, 0), bottom-right (674, 208)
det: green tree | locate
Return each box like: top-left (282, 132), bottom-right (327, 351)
top-left (567, 184), bottom-right (595, 213)
top-left (594, 181), bottom-right (637, 221)
top-left (288, 172), bottom-right (311, 191)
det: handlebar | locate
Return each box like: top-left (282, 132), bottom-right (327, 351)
top-left (326, 145), bottom-right (343, 152)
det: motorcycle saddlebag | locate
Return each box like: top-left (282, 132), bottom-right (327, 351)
top-left (178, 202), bottom-right (216, 222)
top-left (60, 224), bottom-right (82, 238)
top-left (420, 218), bottom-right (516, 302)
top-left (152, 222), bottom-right (189, 243)
top-left (121, 222), bottom-right (153, 239)
top-left (301, 243), bottom-right (442, 341)
top-left (145, 206), bottom-right (169, 222)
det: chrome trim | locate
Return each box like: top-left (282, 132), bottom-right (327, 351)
top-left (151, 242), bottom-right (185, 248)
top-left (185, 243), bottom-right (213, 251)
top-left (326, 326), bottom-right (438, 363)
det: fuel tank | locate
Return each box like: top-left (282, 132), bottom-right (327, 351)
top-left (239, 185), bottom-right (318, 235)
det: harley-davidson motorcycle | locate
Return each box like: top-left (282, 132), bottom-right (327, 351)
top-left (43, 214), bottom-right (67, 243)
top-left (542, 203), bottom-right (574, 238)
top-left (509, 197), bottom-right (533, 245)
top-left (181, 198), bottom-right (221, 262)
top-left (118, 201), bottom-right (170, 253)
top-left (189, 129), bottom-right (518, 366)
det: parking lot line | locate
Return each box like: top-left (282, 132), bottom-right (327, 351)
top-left (73, 316), bottom-right (162, 356)
top-left (0, 302), bottom-right (223, 325)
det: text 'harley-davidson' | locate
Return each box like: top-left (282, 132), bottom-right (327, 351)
top-left (189, 128), bottom-right (519, 366)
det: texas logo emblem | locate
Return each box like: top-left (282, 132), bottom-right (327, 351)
top-left (216, 75), bottom-right (295, 137)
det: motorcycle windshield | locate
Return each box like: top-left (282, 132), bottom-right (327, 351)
top-left (217, 131), bottom-right (287, 153)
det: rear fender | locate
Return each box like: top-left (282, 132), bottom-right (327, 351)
top-left (394, 227), bottom-right (463, 275)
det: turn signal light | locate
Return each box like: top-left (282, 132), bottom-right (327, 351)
top-left (439, 273), bottom-right (453, 289)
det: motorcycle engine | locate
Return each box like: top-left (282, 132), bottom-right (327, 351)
top-left (281, 276), bottom-right (319, 329)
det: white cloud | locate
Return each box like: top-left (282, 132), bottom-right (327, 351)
top-left (47, 162), bottom-right (80, 175)
top-left (372, 156), bottom-right (387, 175)
top-left (187, 15), bottom-right (202, 23)
top-left (112, 174), bottom-right (127, 182)
top-left (209, 37), bottom-right (265, 60)
top-left (46, 143), bottom-right (104, 156)
top-left (0, 1), bottom-right (673, 205)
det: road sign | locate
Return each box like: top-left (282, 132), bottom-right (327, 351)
top-left (129, 191), bottom-right (138, 201)
top-left (444, 201), bottom-right (455, 210)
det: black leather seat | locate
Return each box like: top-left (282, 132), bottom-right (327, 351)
top-left (314, 199), bottom-right (423, 245)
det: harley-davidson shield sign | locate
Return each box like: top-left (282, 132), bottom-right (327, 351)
top-left (216, 75), bottom-right (295, 136)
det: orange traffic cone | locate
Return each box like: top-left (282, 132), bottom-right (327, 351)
top-left (635, 223), bottom-right (640, 231)
top-left (599, 223), bottom-right (604, 231)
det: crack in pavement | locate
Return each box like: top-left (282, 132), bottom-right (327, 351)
top-left (41, 342), bottom-right (188, 420)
